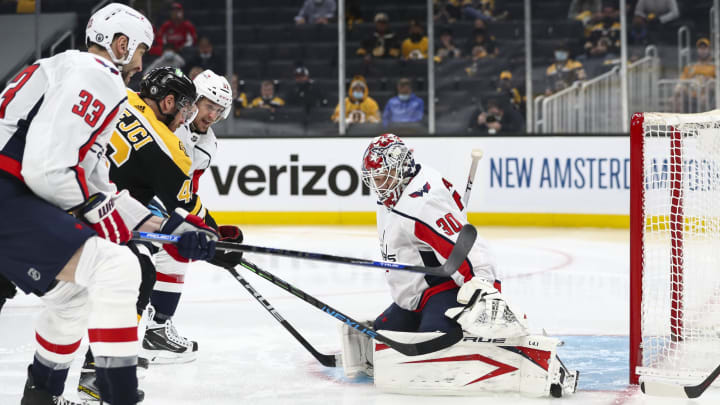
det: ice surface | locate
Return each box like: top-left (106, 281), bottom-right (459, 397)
top-left (2, 225), bottom-right (720, 404)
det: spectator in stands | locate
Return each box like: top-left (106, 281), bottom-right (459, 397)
top-left (186, 37), bottom-right (222, 75)
top-left (545, 44), bottom-right (586, 95)
top-left (287, 65), bottom-right (327, 114)
top-left (346, 0), bottom-right (365, 30)
top-left (357, 13), bottom-right (400, 60)
top-left (144, 43), bottom-right (185, 75)
top-left (496, 70), bottom-right (524, 114)
top-left (401, 21), bottom-right (429, 60)
top-left (434, 0), bottom-right (462, 24)
top-left (295, 0), bottom-right (336, 25)
top-left (231, 74), bottom-right (248, 117)
top-left (331, 76), bottom-right (380, 125)
top-left (188, 66), bottom-right (204, 80)
top-left (584, 4), bottom-right (621, 59)
top-left (157, 2), bottom-right (198, 51)
top-left (634, 0), bottom-right (679, 26)
top-left (462, 0), bottom-right (508, 22)
top-left (464, 27), bottom-right (498, 58)
top-left (435, 28), bottom-right (462, 61)
top-left (250, 80), bottom-right (286, 112)
top-left (382, 78), bottom-right (424, 127)
top-left (568, 0), bottom-right (602, 25)
top-left (673, 38), bottom-right (716, 112)
top-left (469, 99), bottom-right (524, 134)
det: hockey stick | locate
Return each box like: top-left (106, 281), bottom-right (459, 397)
top-left (223, 262), bottom-right (340, 367)
top-left (132, 224), bottom-right (477, 278)
top-left (462, 149), bottom-right (484, 206)
top-left (640, 364), bottom-right (720, 398)
top-left (236, 258), bottom-right (463, 356)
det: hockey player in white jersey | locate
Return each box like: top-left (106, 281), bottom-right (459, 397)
top-left (138, 69), bottom-right (240, 364)
top-left (339, 134), bottom-right (578, 397)
top-left (0, 4), bottom-right (217, 405)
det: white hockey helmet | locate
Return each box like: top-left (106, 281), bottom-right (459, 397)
top-left (86, 3), bottom-right (154, 66)
top-left (193, 70), bottom-right (233, 121)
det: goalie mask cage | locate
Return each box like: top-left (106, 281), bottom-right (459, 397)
top-left (630, 111), bottom-right (720, 385)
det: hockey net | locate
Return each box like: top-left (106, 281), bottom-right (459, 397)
top-left (630, 111), bottom-right (720, 385)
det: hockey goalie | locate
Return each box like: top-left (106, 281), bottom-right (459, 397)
top-left (339, 134), bottom-right (579, 398)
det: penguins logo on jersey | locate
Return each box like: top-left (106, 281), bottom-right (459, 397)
top-left (409, 182), bottom-right (431, 198)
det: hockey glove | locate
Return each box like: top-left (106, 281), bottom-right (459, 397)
top-left (445, 277), bottom-right (528, 338)
top-left (75, 191), bottom-right (133, 244)
top-left (210, 225), bottom-right (244, 268)
top-left (160, 208), bottom-right (218, 262)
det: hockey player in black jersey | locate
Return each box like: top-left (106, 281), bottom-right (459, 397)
top-left (77, 66), bottom-right (214, 401)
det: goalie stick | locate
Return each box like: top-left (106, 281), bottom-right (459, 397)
top-left (223, 262), bottom-right (340, 368)
top-left (235, 259), bottom-right (463, 356)
top-left (132, 224), bottom-right (478, 278)
top-left (640, 363), bottom-right (720, 399)
top-left (462, 149), bottom-right (484, 206)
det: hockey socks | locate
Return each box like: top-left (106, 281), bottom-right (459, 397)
top-left (149, 290), bottom-right (180, 323)
top-left (29, 354), bottom-right (70, 396)
top-left (94, 357), bottom-right (139, 405)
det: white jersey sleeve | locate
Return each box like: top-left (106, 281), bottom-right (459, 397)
top-left (176, 124), bottom-right (217, 194)
top-left (377, 165), bottom-right (497, 311)
top-left (0, 51), bottom-right (151, 228)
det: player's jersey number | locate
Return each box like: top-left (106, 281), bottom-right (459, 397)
top-left (436, 213), bottom-right (462, 236)
top-left (71, 90), bottom-right (105, 127)
top-left (0, 64), bottom-right (40, 119)
top-left (108, 110), bottom-right (154, 167)
top-left (177, 179), bottom-right (192, 203)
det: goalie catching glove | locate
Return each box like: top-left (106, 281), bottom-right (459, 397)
top-left (445, 277), bottom-right (528, 338)
top-left (159, 208), bottom-right (218, 262)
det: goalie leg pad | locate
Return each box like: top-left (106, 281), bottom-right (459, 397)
top-left (374, 331), bottom-right (578, 397)
top-left (339, 321), bottom-right (375, 378)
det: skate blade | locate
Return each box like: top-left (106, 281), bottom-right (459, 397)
top-left (141, 349), bottom-right (197, 365)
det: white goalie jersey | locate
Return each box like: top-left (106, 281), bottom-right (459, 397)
top-left (376, 164), bottom-right (497, 311)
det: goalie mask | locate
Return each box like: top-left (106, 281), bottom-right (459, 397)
top-left (361, 134), bottom-right (418, 208)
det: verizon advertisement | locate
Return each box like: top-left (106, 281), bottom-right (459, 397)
top-left (199, 137), bottom-right (630, 215)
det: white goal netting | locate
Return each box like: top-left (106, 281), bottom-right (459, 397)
top-left (635, 111), bottom-right (720, 381)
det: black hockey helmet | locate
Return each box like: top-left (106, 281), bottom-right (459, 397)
top-left (140, 66), bottom-right (197, 105)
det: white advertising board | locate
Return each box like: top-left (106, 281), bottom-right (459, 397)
top-left (199, 137), bottom-right (630, 225)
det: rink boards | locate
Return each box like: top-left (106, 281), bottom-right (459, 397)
top-left (200, 136), bottom-right (630, 227)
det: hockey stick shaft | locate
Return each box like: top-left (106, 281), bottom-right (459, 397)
top-left (462, 149), bottom-right (484, 206)
top-left (641, 363), bottom-right (720, 398)
top-left (132, 224), bottom-right (477, 278)
top-left (236, 259), bottom-right (462, 357)
top-left (223, 262), bottom-right (339, 367)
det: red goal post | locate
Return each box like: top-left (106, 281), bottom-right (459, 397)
top-left (630, 111), bottom-right (720, 385)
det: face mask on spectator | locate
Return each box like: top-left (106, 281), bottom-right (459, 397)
top-left (410, 33), bottom-right (422, 42)
top-left (398, 94), bottom-right (410, 101)
top-left (352, 90), bottom-right (364, 99)
top-left (555, 51), bottom-right (568, 61)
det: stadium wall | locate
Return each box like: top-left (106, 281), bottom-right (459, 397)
top-left (202, 136), bottom-right (630, 228)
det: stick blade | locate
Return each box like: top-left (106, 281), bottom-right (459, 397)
top-left (443, 224), bottom-right (478, 275)
top-left (640, 380), bottom-right (692, 398)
